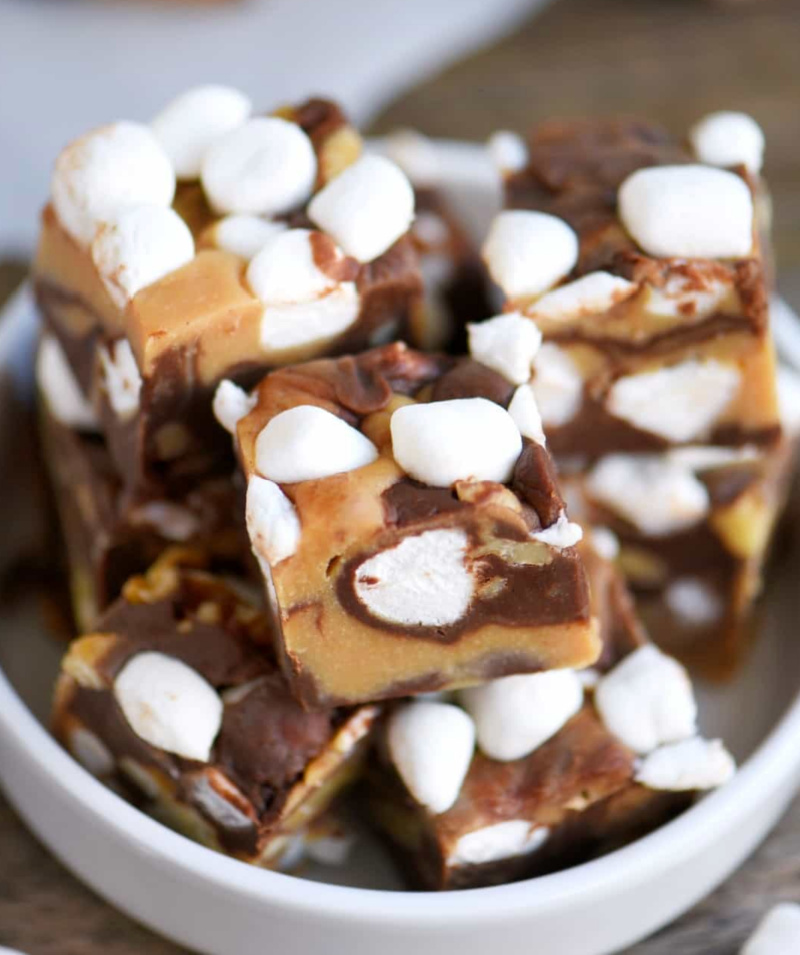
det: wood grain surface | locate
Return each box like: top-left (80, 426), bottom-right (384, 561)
top-left (3, 0), bottom-right (800, 951)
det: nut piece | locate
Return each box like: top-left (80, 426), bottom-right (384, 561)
top-left (97, 339), bottom-right (142, 420)
top-left (532, 343), bottom-right (584, 429)
top-left (507, 384), bottom-right (546, 445)
top-left (742, 904), bottom-right (800, 955)
top-left (467, 312), bottom-right (542, 386)
top-left (449, 820), bottom-right (549, 867)
top-left (207, 215), bottom-right (287, 260)
top-left (37, 334), bottom-right (98, 431)
top-left (212, 379), bottom-right (257, 436)
top-left (528, 272), bottom-right (637, 322)
top-left (689, 111), bottom-right (765, 174)
top-left (635, 737), bottom-right (735, 791)
top-left (246, 475), bottom-right (301, 567)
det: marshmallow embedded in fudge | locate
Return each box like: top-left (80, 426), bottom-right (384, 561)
top-left (595, 645), bottom-right (697, 754)
top-left (207, 215), bottom-right (287, 260)
top-left (467, 312), bottom-right (542, 385)
top-left (390, 398), bottom-right (522, 487)
top-left (97, 339), bottom-right (142, 420)
top-left (606, 359), bottom-right (741, 443)
top-left (36, 334), bottom-right (98, 431)
top-left (113, 651), bottom-right (223, 762)
top-left (742, 904), bottom-right (800, 955)
top-left (481, 210), bottom-right (579, 301)
top-left (382, 129), bottom-right (441, 187)
top-left (256, 405), bottom-right (378, 483)
top-left (213, 380), bottom-right (257, 435)
top-left (508, 384), bottom-right (546, 445)
top-left (635, 737), bottom-right (735, 791)
top-left (527, 272), bottom-right (638, 322)
top-left (460, 669), bottom-right (584, 762)
top-left (487, 130), bottom-right (528, 175)
top-left (51, 121), bottom-right (176, 246)
top-left (531, 343), bottom-right (584, 428)
top-left (246, 476), bottom-right (302, 567)
top-left (201, 117), bottom-right (317, 216)
top-left (151, 85), bottom-right (252, 180)
top-left (91, 204), bottom-right (195, 308)
top-left (618, 164), bottom-right (754, 259)
top-left (387, 701), bottom-right (476, 814)
top-left (665, 578), bottom-right (724, 627)
top-left (643, 272), bottom-right (730, 320)
top-left (308, 154), bottom-right (415, 263)
top-left (689, 111), bottom-right (765, 174)
top-left (449, 820), bottom-right (549, 867)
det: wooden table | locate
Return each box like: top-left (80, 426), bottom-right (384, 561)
top-left (3, 0), bottom-right (800, 950)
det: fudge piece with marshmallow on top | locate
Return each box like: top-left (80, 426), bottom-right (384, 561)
top-left (218, 341), bottom-right (599, 708)
top-left (52, 549), bottom-right (379, 867)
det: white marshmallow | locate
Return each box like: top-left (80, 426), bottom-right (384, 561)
top-left (36, 334), bottom-right (98, 431)
top-left (666, 444), bottom-right (759, 472)
top-left (665, 578), bottom-right (724, 627)
top-left (255, 405), bottom-right (378, 484)
top-left (449, 821), bottom-right (549, 867)
top-left (151, 85), bottom-right (252, 180)
top-left (212, 379), bottom-right (257, 435)
top-left (618, 164), bottom-right (754, 259)
top-left (353, 529), bottom-right (473, 627)
top-left (532, 342), bottom-right (584, 429)
top-left (487, 131), bottom-right (528, 175)
top-left (586, 454), bottom-right (710, 537)
top-left (68, 728), bottom-right (114, 776)
top-left (382, 129), bottom-right (441, 187)
top-left (635, 737), bottom-right (735, 791)
top-left (467, 312), bottom-right (542, 385)
top-left (591, 527), bottom-right (620, 562)
top-left (201, 117), bottom-right (317, 216)
top-left (531, 510), bottom-right (583, 549)
top-left (742, 904), bottom-right (800, 955)
top-left (413, 212), bottom-right (452, 248)
top-left (595, 645), bottom-right (697, 755)
top-left (460, 670), bottom-right (584, 762)
top-left (208, 215), bottom-right (287, 260)
top-left (91, 204), bottom-right (195, 308)
top-left (308, 155), bottom-right (415, 263)
top-left (508, 384), bottom-right (546, 445)
top-left (387, 701), bottom-right (475, 814)
top-left (528, 272), bottom-right (637, 322)
top-left (51, 121), bottom-right (176, 246)
top-left (481, 211), bottom-right (579, 301)
top-left (777, 364), bottom-right (800, 438)
top-left (606, 359), bottom-right (740, 443)
top-left (391, 398), bottom-right (522, 487)
top-left (644, 273), bottom-right (729, 320)
top-left (689, 111), bottom-right (765, 174)
top-left (260, 287), bottom-right (361, 352)
top-left (245, 476), bottom-right (301, 567)
top-left (113, 651), bottom-right (223, 762)
top-left (97, 339), bottom-right (142, 420)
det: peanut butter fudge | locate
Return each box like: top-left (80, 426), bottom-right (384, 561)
top-left (52, 551), bottom-right (378, 866)
top-left (219, 341), bottom-right (599, 708)
top-left (33, 90), bottom-right (422, 495)
top-left (366, 537), bottom-right (734, 890)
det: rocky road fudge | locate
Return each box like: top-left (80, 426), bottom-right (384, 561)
top-left (33, 90), bottom-right (422, 495)
top-left (52, 550), bottom-right (378, 866)
top-left (366, 536), bottom-right (734, 890)
top-left (218, 341), bottom-right (599, 708)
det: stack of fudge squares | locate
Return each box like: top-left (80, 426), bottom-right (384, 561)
top-left (36, 87), bottom-right (799, 890)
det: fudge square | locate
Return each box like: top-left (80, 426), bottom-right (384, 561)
top-left (52, 550), bottom-right (379, 867)
top-left (33, 90), bottom-right (422, 495)
top-left (219, 341), bottom-right (600, 708)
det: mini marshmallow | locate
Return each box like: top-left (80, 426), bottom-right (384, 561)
top-left (644, 273), bottom-right (730, 320)
top-left (97, 339), bottom-right (142, 420)
top-left (308, 154), bottom-right (415, 263)
top-left (391, 398), bottom-right (522, 487)
top-left (387, 701), bottom-right (476, 814)
top-left (201, 117), bottom-right (317, 216)
top-left (508, 384), bottom-right (546, 445)
top-left (91, 204), bottom-right (195, 308)
top-left (635, 737), bottom-right (735, 791)
top-left (777, 364), bottom-right (800, 438)
top-left (207, 215), bottom-right (287, 260)
top-left (595, 645), bottom-right (697, 755)
top-left (449, 821), bottom-right (549, 867)
top-left (51, 121), bottom-right (176, 246)
top-left (481, 211), bottom-right (579, 301)
top-left (742, 904), bottom-right (800, 955)
top-left (618, 164), bottom-right (754, 259)
top-left (467, 312), bottom-right (542, 385)
top-left (213, 380), bottom-right (257, 435)
top-left (353, 529), bottom-right (474, 627)
top-left (487, 130), bottom-right (528, 175)
top-left (413, 211), bottom-right (452, 248)
top-left (255, 405), bottom-right (378, 484)
top-left (460, 669), bottom-right (584, 762)
top-left (591, 527), bottom-right (620, 562)
top-left (666, 444), bottom-right (759, 472)
top-left (665, 578), bottom-right (724, 627)
top-left (531, 510), bottom-right (583, 549)
top-left (528, 272), bottom-right (637, 322)
top-left (689, 111), bottom-right (765, 174)
top-left (586, 454), bottom-right (710, 537)
top-left (246, 476), bottom-right (302, 567)
top-left (531, 342), bottom-right (584, 429)
top-left (36, 334), bottom-right (98, 431)
top-left (606, 359), bottom-right (740, 443)
top-left (151, 85), bottom-right (252, 180)
top-left (113, 651), bottom-right (223, 762)
top-left (382, 129), bottom-right (441, 187)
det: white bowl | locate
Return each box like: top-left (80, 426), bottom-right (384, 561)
top-left (3, 143), bottom-right (800, 955)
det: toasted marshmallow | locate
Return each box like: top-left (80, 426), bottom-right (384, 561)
top-left (460, 669), bottom-right (584, 762)
top-left (97, 339), bottom-right (142, 420)
top-left (308, 155), bottom-right (415, 262)
top-left (689, 111), bottom-right (765, 174)
top-left (449, 821), bottom-right (549, 867)
top-left (635, 737), bottom-right (735, 791)
top-left (353, 529), bottom-right (473, 627)
top-left (618, 164), bottom-right (754, 259)
top-left (246, 476), bottom-right (301, 567)
top-left (151, 85), bottom-right (252, 180)
top-left (114, 651), bottom-right (223, 762)
top-left (207, 215), bottom-right (287, 260)
top-left (528, 272), bottom-right (637, 322)
top-left (201, 117), bottom-right (317, 216)
top-left (68, 727), bottom-right (114, 776)
top-left (531, 510), bottom-right (583, 549)
top-left (387, 701), bottom-right (475, 814)
top-left (468, 312), bottom-right (542, 385)
top-left (382, 129), bottom-right (441, 187)
top-left (742, 904), bottom-right (800, 955)
top-left (487, 130), bottom-right (528, 175)
top-left (481, 211), bottom-right (578, 301)
top-left (595, 645), bottom-right (697, 755)
top-left (212, 379), bottom-right (257, 435)
top-left (256, 405), bottom-right (378, 484)
top-left (531, 342), bottom-right (584, 429)
top-left (391, 398), bottom-right (522, 487)
top-left (91, 204), bottom-right (195, 308)
top-left (36, 334), bottom-right (98, 431)
top-left (586, 454), bottom-right (710, 537)
top-left (51, 121), bottom-right (176, 246)
top-left (606, 359), bottom-right (740, 443)
top-left (508, 384), bottom-right (546, 445)
top-left (665, 578), bottom-right (724, 627)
